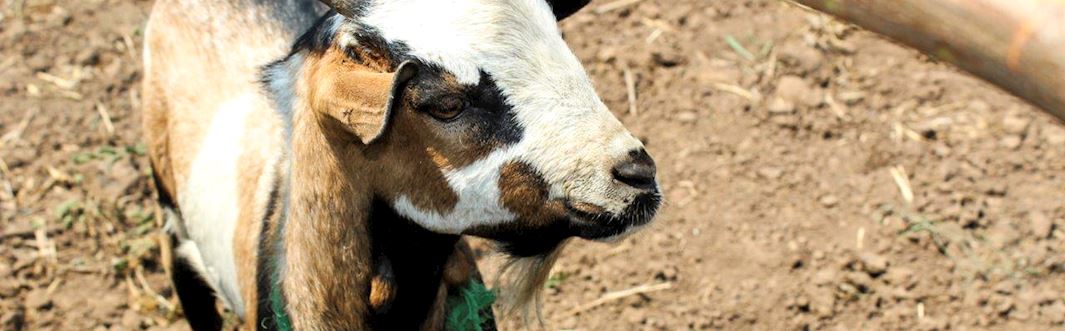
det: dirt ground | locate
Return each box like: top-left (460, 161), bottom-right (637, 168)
top-left (2, 0), bottom-right (1063, 330)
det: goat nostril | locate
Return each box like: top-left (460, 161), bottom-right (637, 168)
top-left (612, 150), bottom-right (657, 190)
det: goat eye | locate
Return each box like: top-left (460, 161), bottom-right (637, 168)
top-left (427, 99), bottom-right (467, 121)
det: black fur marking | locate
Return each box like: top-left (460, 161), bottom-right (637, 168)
top-left (469, 72), bottom-right (524, 146)
top-left (408, 69), bottom-right (525, 147)
top-left (475, 192), bottom-right (662, 257)
top-left (546, 0), bottom-right (592, 20)
top-left (168, 232), bottom-right (225, 331)
top-left (368, 199), bottom-right (460, 329)
top-left (150, 167), bottom-right (177, 210)
top-left (255, 181), bottom-right (283, 331)
top-left (487, 221), bottom-right (573, 258)
top-left (349, 25), bottom-right (413, 70)
top-left (155, 165), bottom-right (221, 330)
top-left (288, 11), bottom-right (342, 57)
top-left (565, 192), bottom-right (662, 238)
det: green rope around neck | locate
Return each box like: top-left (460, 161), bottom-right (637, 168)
top-left (269, 268), bottom-right (294, 331)
top-left (445, 280), bottom-right (497, 331)
top-left (268, 276), bottom-right (494, 331)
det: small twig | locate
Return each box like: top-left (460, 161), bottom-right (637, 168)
top-left (122, 33), bottom-right (138, 62)
top-left (595, 0), bottom-right (644, 14)
top-left (623, 65), bottom-right (638, 115)
top-left (64, 265), bottom-right (102, 274)
top-left (45, 166), bottom-right (73, 183)
top-left (0, 180), bottom-right (14, 212)
top-left (645, 28), bottom-right (663, 44)
top-left (824, 93), bottom-right (847, 118)
top-left (711, 82), bottom-right (761, 103)
top-left (0, 155), bottom-right (11, 178)
top-left (567, 282), bottom-right (673, 315)
top-left (125, 274), bottom-right (142, 298)
top-left (59, 90), bottom-right (84, 100)
top-left (137, 266), bottom-right (176, 311)
top-left (856, 227), bottom-right (866, 250)
top-left (35, 72), bottom-right (77, 90)
top-left (45, 278), bottom-right (63, 297)
top-left (35, 225), bottom-right (58, 263)
top-left (0, 108), bottom-right (37, 146)
top-left (724, 35), bottom-right (756, 62)
top-left (96, 102), bottom-right (115, 135)
top-left (640, 18), bottom-right (677, 33)
top-left (0, 226), bottom-right (61, 240)
top-left (893, 122), bottom-right (924, 142)
top-left (888, 165), bottom-right (915, 205)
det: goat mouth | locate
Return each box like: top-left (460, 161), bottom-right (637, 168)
top-left (478, 194), bottom-right (661, 257)
top-left (563, 193), bottom-right (661, 240)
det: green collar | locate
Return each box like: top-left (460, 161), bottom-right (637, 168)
top-left (445, 280), bottom-right (496, 331)
top-left (267, 278), bottom-right (494, 331)
top-left (268, 266), bottom-right (293, 331)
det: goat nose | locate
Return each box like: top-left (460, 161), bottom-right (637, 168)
top-left (611, 149), bottom-right (657, 190)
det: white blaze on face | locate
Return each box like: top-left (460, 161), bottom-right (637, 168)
top-left (392, 146), bottom-right (521, 234)
top-left (364, 0), bottom-right (647, 230)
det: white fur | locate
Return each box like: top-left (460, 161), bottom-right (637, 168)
top-left (394, 147), bottom-right (519, 233)
top-left (174, 240), bottom-right (212, 285)
top-left (365, 0), bottom-right (648, 226)
top-left (263, 53), bottom-right (305, 138)
top-left (177, 93), bottom-right (260, 314)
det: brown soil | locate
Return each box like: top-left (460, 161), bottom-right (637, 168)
top-left (2, 0), bottom-right (1063, 330)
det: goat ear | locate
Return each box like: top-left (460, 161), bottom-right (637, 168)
top-left (546, 0), bottom-right (592, 20)
top-left (310, 59), bottom-right (419, 145)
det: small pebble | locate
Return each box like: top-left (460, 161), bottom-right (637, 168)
top-left (1029, 211), bottom-right (1054, 239)
top-left (1000, 135), bottom-right (1022, 149)
top-left (860, 253), bottom-right (889, 276)
top-left (1002, 113), bottom-right (1031, 135)
top-left (767, 97), bottom-right (796, 114)
top-left (819, 195), bottom-right (839, 208)
top-left (24, 288), bottom-right (52, 310)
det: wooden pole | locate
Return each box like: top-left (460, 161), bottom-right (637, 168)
top-left (790, 0), bottom-right (1065, 122)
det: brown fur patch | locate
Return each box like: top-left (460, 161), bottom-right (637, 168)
top-left (498, 161), bottom-right (567, 227)
top-left (282, 117), bottom-right (376, 330)
top-left (369, 108), bottom-right (462, 216)
top-left (442, 239), bottom-right (477, 286)
top-left (233, 112), bottom-right (282, 324)
top-left (568, 201), bottom-right (605, 215)
top-left (426, 147), bottom-right (454, 171)
top-left (369, 258), bottom-right (397, 312)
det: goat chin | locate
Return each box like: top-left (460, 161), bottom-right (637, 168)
top-left (495, 239), bottom-right (570, 324)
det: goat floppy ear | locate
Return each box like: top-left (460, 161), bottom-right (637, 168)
top-left (545, 0), bottom-right (592, 20)
top-left (308, 58), bottom-right (419, 145)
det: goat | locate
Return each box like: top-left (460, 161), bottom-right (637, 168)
top-left (142, 0), bottom-right (660, 329)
